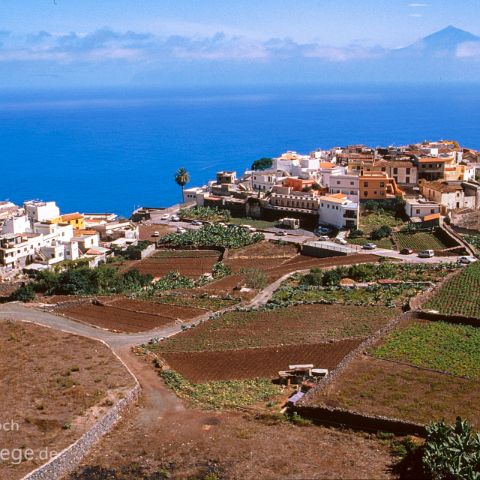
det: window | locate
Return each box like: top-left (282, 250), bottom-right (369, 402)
top-left (393, 168), bottom-right (398, 174)
top-left (364, 191), bottom-right (368, 197)
top-left (337, 181), bottom-right (340, 185)
top-left (380, 182), bottom-right (385, 188)
top-left (416, 209), bottom-right (420, 214)
top-left (406, 177), bottom-right (410, 183)
top-left (430, 209), bottom-right (435, 214)
top-left (350, 181), bottom-right (354, 186)
top-left (364, 182), bottom-right (369, 187)
top-left (406, 168), bottom-right (411, 174)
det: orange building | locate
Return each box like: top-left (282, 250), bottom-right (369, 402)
top-left (359, 172), bottom-right (403, 200)
top-left (283, 177), bottom-right (318, 192)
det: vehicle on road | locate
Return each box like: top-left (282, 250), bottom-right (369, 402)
top-left (152, 231), bottom-right (160, 237)
top-left (275, 231), bottom-right (287, 236)
top-left (362, 243), bottom-right (377, 250)
top-left (316, 235), bottom-right (330, 241)
top-left (458, 255), bottom-right (478, 264)
top-left (334, 238), bottom-right (348, 246)
top-left (315, 226), bottom-right (332, 235)
top-left (171, 215), bottom-right (180, 222)
top-left (161, 214), bottom-right (170, 220)
top-left (400, 248), bottom-right (414, 255)
top-left (418, 249), bottom-right (435, 258)
top-left (190, 220), bottom-right (203, 226)
top-left (176, 227), bottom-right (186, 233)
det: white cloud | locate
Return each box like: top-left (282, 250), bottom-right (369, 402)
top-left (456, 41), bottom-right (480, 58)
top-left (408, 3), bottom-right (429, 7)
top-left (0, 28), bottom-right (385, 64)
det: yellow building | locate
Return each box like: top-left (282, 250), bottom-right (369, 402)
top-left (50, 212), bottom-right (85, 230)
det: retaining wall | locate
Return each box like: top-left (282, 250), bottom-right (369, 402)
top-left (294, 405), bottom-right (426, 436)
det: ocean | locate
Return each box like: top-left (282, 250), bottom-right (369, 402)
top-left (2, 83), bottom-right (480, 217)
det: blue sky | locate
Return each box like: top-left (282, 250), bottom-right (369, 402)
top-left (2, 0), bottom-right (479, 47)
top-left (1, 0), bottom-right (480, 87)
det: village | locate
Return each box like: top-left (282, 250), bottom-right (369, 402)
top-left (1, 140), bottom-right (480, 479)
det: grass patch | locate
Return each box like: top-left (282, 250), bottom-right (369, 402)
top-left (424, 262), bottom-right (480, 318)
top-left (348, 236), bottom-right (394, 250)
top-left (372, 321), bottom-right (480, 379)
top-left (230, 217), bottom-right (278, 229)
top-left (154, 293), bottom-right (239, 311)
top-left (360, 211), bottom-right (404, 235)
top-left (160, 369), bottom-right (281, 409)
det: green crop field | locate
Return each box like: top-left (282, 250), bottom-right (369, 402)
top-left (393, 230), bottom-right (451, 252)
top-left (372, 320), bottom-right (480, 379)
top-left (424, 262), bottom-right (480, 318)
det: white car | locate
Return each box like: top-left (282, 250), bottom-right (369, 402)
top-left (161, 214), bottom-right (170, 220)
top-left (248, 227), bottom-right (257, 233)
top-left (190, 220), bottom-right (202, 226)
top-left (275, 231), bottom-right (287, 236)
top-left (176, 226), bottom-right (186, 233)
top-left (152, 231), bottom-right (160, 237)
top-left (317, 235), bottom-right (330, 241)
top-left (171, 215), bottom-right (180, 222)
top-left (418, 249), bottom-right (434, 258)
top-left (458, 255), bottom-right (477, 264)
top-left (362, 243), bottom-right (377, 250)
top-left (334, 238), bottom-right (348, 246)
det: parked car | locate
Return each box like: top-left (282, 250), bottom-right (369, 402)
top-left (275, 231), bottom-right (287, 236)
top-left (316, 226), bottom-right (332, 235)
top-left (171, 215), bottom-right (180, 222)
top-left (152, 231), bottom-right (160, 237)
top-left (458, 255), bottom-right (478, 264)
top-left (334, 238), bottom-right (348, 246)
top-left (317, 235), bottom-right (330, 241)
top-left (400, 248), bottom-right (414, 255)
top-left (362, 243), bottom-right (377, 250)
top-left (176, 226), bottom-right (186, 233)
top-left (248, 227), bottom-right (257, 232)
top-left (161, 214), bottom-right (170, 220)
top-left (190, 220), bottom-right (202, 226)
top-left (418, 249), bottom-right (435, 258)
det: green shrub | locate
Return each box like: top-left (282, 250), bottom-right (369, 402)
top-left (241, 268), bottom-right (268, 289)
top-left (178, 206), bottom-right (231, 222)
top-left (212, 262), bottom-right (232, 279)
top-left (9, 283), bottom-right (35, 302)
top-left (371, 225), bottom-right (392, 240)
top-left (423, 417), bottom-right (480, 480)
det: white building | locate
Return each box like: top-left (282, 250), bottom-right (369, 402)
top-left (404, 199), bottom-right (441, 219)
top-left (327, 174), bottom-right (360, 202)
top-left (1, 215), bottom-right (30, 235)
top-left (318, 194), bottom-right (359, 229)
top-left (24, 201), bottom-right (60, 224)
top-left (251, 170), bottom-right (280, 192)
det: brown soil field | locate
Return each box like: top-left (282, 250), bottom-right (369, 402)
top-left (0, 320), bottom-right (134, 480)
top-left (72, 408), bottom-right (395, 480)
top-left (59, 303), bottom-right (177, 333)
top-left (160, 339), bottom-right (362, 382)
top-left (308, 355), bottom-right (480, 427)
top-left (158, 304), bottom-right (399, 353)
top-left (138, 224), bottom-right (175, 242)
top-left (107, 297), bottom-right (207, 319)
top-left (132, 250), bottom-right (220, 278)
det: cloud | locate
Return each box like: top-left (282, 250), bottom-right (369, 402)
top-left (456, 41), bottom-right (480, 58)
top-left (0, 28), bottom-right (385, 64)
top-left (408, 3), bottom-right (429, 7)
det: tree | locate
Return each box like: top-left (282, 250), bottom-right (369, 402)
top-left (9, 283), bottom-right (35, 303)
top-left (174, 167), bottom-right (190, 201)
top-left (251, 157), bottom-right (273, 171)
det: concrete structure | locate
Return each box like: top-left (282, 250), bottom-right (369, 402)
top-left (24, 201), bottom-right (60, 224)
top-left (251, 170), bottom-right (278, 191)
top-left (318, 193), bottom-right (359, 229)
top-left (359, 172), bottom-right (402, 200)
top-left (327, 174), bottom-right (360, 202)
top-left (420, 181), bottom-right (480, 212)
top-left (375, 160), bottom-right (417, 186)
top-left (50, 213), bottom-right (85, 230)
top-left (404, 199), bottom-right (441, 219)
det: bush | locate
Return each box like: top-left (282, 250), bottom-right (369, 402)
top-left (423, 417), bottom-right (480, 480)
top-left (241, 268), bottom-right (268, 289)
top-left (371, 225), bottom-right (392, 240)
top-left (9, 283), bottom-right (35, 302)
top-left (212, 262), bottom-right (232, 279)
top-left (349, 228), bottom-right (364, 239)
top-left (113, 240), bottom-right (150, 260)
top-left (251, 157), bottom-right (273, 171)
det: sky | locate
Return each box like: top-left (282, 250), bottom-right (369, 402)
top-left (1, 0), bottom-right (480, 87)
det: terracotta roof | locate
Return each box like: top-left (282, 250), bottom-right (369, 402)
top-left (423, 213), bottom-right (441, 221)
top-left (376, 160), bottom-right (414, 168)
top-left (417, 157), bottom-right (449, 163)
top-left (74, 229), bottom-right (98, 236)
top-left (319, 162), bottom-right (336, 169)
top-left (321, 193), bottom-right (348, 204)
top-left (61, 212), bottom-right (83, 221)
top-left (423, 181), bottom-right (463, 193)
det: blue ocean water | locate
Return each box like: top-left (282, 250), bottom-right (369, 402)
top-left (1, 84), bottom-right (480, 216)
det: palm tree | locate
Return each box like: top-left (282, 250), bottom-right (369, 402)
top-left (174, 167), bottom-right (190, 201)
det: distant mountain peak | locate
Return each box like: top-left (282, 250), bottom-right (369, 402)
top-left (422, 25), bottom-right (479, 45)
